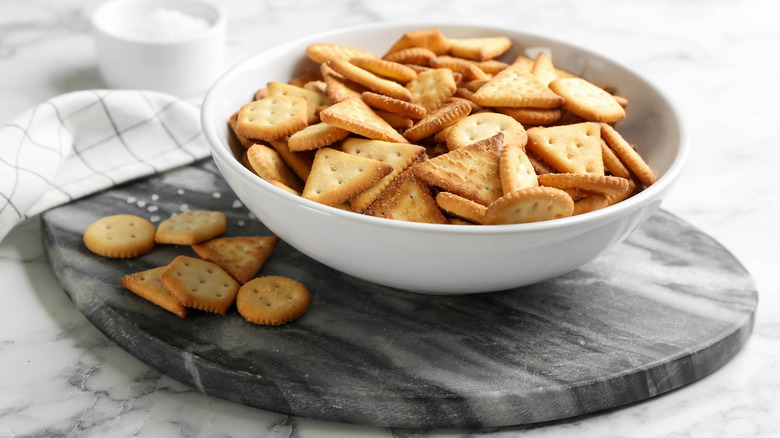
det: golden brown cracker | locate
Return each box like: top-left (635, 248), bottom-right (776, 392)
top-left (445, 112), bottom-right (527, 151)
top-left (155, 211), bottom-right (226, 246)
top-left (483, 186), bottom-right (574, 224)
top-left (246, 142), bottom-right (305, 190)
top-left (384, 28), bottom-right (451, 56)
top-left (302, 147), bottom-right (394, 206)
top-left (599, 123), bottom-right (656, 186)
top-left (120, 266), bottom-right (189, 318)
top-left (288, 122), bottom-right (350, 152)
top-left (526, 122), bottom-right (604, 175)
top-left (365, 168), bottom-right (448, 224)
top-left (435, 192), bottom-right (487, 224)
top-left (160, 255), bottom-right (240, 314)
top-left (319, 96), bottom-right (409, 143)
top-left (549, 77), bottom-right (626, 123)
top-left (406, 68), bottom-right (457, 112)
top-left (236, 276), bottom-right (310, 325)
top-left (447, 36), bottom-right (512, 61)
top-left (472, 63), bottom-right (564, 108)
top-left (341, 138), bottom-right (426, 212)
top-left (327, 59), bottom-right (413, 102)
top-left (83, 214), bottom-right (156, 258)
top-left (537, 173), bottom-right (631, 197)
top-left (403, 98), bottom-right (472, 143)
top-left (412, 132), bottom-right (504, 205)
top-left (361, 91), bottom-right (426, 119)
top-left (306, 43), bottom-right (379, 64)
top-left (235, 96), bottom-right (309, 141)
top-left (500, 143), bottom-right (539, 194)
top-left (349, 57), bottom-right (417, 83)
top-left (191, 236), bottom-right (279, 284)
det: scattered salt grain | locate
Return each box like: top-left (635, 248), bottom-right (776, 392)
top-left (232, 200), bottom-right (243, 209)
top-left (147, 205), bottom-right (159, 212)
top-left (127, 8), bottom-right (210, 41)
top-left (126, 196), bottom-right (136, 204)
top-left (177, 189), bottom-right (185, 195)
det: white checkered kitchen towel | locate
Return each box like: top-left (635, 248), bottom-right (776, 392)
top-left (0, 89), bottom-right (209, 242)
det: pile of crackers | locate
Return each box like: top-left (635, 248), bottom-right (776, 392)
top-left (230, 28), bottom-right (656, 225)
top-left (83, 210), bottom-right (309, 324)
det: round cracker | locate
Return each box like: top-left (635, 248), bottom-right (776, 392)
top-left (237, 276), bottom-right (310, 325)
top-left (83, 214), bottom-right (156, 258)
top-left (484, 186), bottom-right (574, 225)
top-left (445, 112), bottom-right (527, 151)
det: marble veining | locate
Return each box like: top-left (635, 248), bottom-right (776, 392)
top-left (40, 160), bottom-right (756, 429)
top-left (2, 0), bottom-right (780, 437)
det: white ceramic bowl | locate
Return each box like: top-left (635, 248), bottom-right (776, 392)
top-left (201, 22), bottom-right (688, 294)
top-left (92, 0), bottom-right (226, 97)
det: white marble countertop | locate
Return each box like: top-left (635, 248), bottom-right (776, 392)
top-left (1, 0), bottom-right (779, 436)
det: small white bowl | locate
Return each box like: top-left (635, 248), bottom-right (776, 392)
top-left (91, 0), bottom-right (226, 97)
top-left (202, 22), bottom-right (689, 294)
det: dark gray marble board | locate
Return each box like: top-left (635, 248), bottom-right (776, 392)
top-left (42, 159), bottom-right (758, 429)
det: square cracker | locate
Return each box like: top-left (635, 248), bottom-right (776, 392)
top-left (526, 122), bottom-right (604, 175)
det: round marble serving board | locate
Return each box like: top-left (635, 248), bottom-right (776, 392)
top-left (42, 159), bottom-right (758, 429)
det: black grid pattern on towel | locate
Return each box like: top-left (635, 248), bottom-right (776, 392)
top-left (0, 89), bottom-right (205, 227)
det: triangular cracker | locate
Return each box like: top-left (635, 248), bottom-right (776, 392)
top-left (319, 96), bottom-right (409, 143)
top-left (412, 132), bottom-right (505, 205)
top-left (471, 63), bottom-right (564, 109)
top-left (302, 147), bottom-right (394, 206)
top-left (406, 68), bottom-right (457, 112)
top-left (365, 167), bottom-right (447, 224)
top-left (526, 122), bottom-right (604, 175)
top-left (384, 28), bottom-right (451, 57)
top-left (447, 36), bottom-right (512, 61)
top-left (191, 236), bottom-right (280, 284)
top-left (119, 266), bottom-right (189, 318)
top-left (340, 138), bottom-right (426, 212)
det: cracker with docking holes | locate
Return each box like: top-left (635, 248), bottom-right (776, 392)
top-left (191, 236), bottom-right (280, 284)
top-left (83, 214), bottom-right (156, 258)
top-left (227, 28), bottom-right (659, 225)
top-left (526, 122), bottom-right (604, 175)
top-left (267, 81), bottom-right (331, 125)
top-left (500, 143), bottom-right (539, 194)
top-left (160, 255), bottom-right (240, 314)
top-left (235, 95), bottom-right (308, 141)
top-left (365, 167), bottom-right (448, 224)
top-left (341, 138), bottom-right (426, 213)
top-left (445, 112), bottom-right (527, 151)
top-left (119, 266), bottom-right (189, 318)
top-left (302, 147), bottom-right (394, 206)
top-left (236, 276), bottom-right (310, 325)
top-left (155, 210), bottom-right (226, 245)
top-left (412, 132), bottom-right (504, 206)
top-left (406, 68), bottom-right (457, 112)
top-left (483, 186), bottom-right (574, 225)
top-left (549, 77), bottom-right (626, 123)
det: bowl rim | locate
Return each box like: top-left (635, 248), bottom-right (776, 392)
top-left (202, 21), bottom-right (689, 236)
